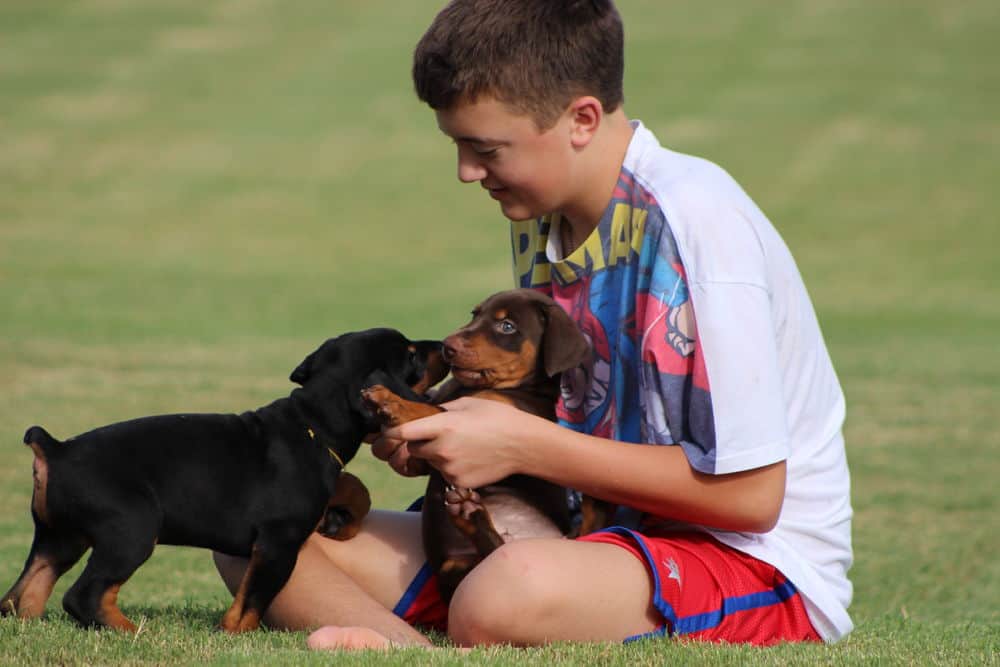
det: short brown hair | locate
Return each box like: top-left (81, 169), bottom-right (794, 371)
top-left (413, 0), bottom-right (624, 128)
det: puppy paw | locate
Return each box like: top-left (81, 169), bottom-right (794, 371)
top-left (1, 596), bottom-right (17, 617)
top-left (359, 385), bottom-right (405, 426)
top-left (444, 486), bottom-right (485, 521)
top-left (443, 487), bottom-right (506, 553)
top-left (360, 385), bottom-right (441, 425)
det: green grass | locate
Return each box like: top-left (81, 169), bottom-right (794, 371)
top-left (1, 0), bottom-right (998, 663)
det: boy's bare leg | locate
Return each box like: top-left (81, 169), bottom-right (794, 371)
top-left (213, 510), bottom-right (431, 648)
top-left (447, 537), bottom-right (661, 646)
top-left (214, 512), bottom-right (660, 649)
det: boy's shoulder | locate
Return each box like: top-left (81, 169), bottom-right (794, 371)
top-left (622, 121), bottom-right (779, 283)
top-left (624, 122), bottom-right (744, 209)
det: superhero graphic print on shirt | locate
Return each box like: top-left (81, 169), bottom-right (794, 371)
top-left (510, 167), bottom-right (719, 474)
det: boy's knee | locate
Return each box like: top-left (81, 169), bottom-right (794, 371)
top-left (447, 540), bottom-right (560, 646)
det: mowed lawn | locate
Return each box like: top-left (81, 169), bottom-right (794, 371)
top-left (1, 0), bottom-right (997, 664)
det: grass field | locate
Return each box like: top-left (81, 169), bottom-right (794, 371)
top-left (1, 0), bottom-right (998, 664)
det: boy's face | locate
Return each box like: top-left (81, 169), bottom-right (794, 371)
top-left (435, 96), bottom-right (576, 222)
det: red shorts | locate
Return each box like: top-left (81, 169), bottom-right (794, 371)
top-left (392, 562), bottom-right (449, 633)
top-left (394, 528), bottom-right (821, 645)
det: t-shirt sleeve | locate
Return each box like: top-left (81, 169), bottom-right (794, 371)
top-left (638, 207), bottom-right (789, 475)
top-left (686, 280), bottom-right (790, 474)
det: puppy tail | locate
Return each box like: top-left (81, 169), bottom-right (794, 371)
top-left (23, 426), bottom-right (60, 454)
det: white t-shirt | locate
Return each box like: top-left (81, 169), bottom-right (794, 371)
top-left (510, 121), bottom-right (854, 642)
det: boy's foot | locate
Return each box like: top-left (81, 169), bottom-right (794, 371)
top-left (306, 626), bottom-right (395, 651)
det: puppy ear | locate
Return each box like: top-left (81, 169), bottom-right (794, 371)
top-left (290, 337), bottom-right (340, 385)
top-left (290, 351), bottom-right (315, 385)
top-left (541, 304), bottom-right (591, 377)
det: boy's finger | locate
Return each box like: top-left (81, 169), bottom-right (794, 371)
top-left (385, 412), bottom-right (447, 443)
top-left (370, 435), bottom-right (404, 461)
top-left (388, 445), bottom-right (429, 477)
top-left (436, 396), bottom-right (483, 411)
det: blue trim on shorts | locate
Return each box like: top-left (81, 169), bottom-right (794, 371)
top-left (594, 526), bottom-right (800, 642)
top-left (595, 526), bottom-right (679, 641)
top-left (392, 561), bottom-right (434, 618)
top-left (392, 497), bottom-right (431, 618)
top-left (672, 580), bottom-right (798, 636)
top-left (406, 496), bottom-right (424, 512)
top-left (624, 625), bottom-right (669, 644)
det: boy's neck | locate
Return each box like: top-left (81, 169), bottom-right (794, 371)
top-left (558, 109), bottom-right (634, 254)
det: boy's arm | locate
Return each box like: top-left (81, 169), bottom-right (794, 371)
top-left (533, 421), bottom-right (786, 533)
top-left (388, 397), bottom-right (786, 534)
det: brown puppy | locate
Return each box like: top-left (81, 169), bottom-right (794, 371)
top-left (362, 288), bottom-right (612, 602)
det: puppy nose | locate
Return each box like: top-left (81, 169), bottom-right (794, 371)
top-left (442, 344), bottom-right (456, 362)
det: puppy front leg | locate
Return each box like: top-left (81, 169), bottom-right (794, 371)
top-left (219, 525), bottom-right (306, 633)
top-left (360, 385), bottom-right (443, 427)
top-left (364, 387), bottom-right (509, 558)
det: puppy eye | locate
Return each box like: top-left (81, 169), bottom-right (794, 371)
top-left (496, 320), bottom-right (517, 334)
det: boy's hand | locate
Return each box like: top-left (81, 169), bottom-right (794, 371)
top-left (384, 397), bottom-right (552, 489)
top-left (370, 433), bottom-right (431, 477)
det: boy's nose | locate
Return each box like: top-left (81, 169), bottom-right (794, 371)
top-left (457, 151), bottom-right (487, 183)
top-left (457, 160), bottom-right (487, 183)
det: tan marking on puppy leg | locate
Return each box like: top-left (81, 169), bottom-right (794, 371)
top-left (220, 545), bottom-right (261, 633)
top-left (235, 608), bottom-right (261, 632)
top-left (11, 556), bottom-right (60, 618)
top-left (98, 584), bottom-right (137, 632)
top-left (361, 385), bottom-right (443, 427)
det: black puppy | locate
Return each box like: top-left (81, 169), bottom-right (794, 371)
top-left (0, 328), bottom-right (445, 633)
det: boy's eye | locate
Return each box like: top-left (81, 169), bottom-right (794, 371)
top-left (475, 147), bottom-right (499, 158)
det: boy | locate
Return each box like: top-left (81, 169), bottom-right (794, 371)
top-left (215, 0), bottom-right (853, 648)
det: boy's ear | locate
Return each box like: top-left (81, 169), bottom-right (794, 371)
top-left (568, 96), bottom-right (603, 149)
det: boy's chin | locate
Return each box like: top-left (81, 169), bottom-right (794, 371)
top-left (497, 201), bottom-right (538, 222)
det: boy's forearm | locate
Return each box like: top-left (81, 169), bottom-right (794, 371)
top-left (522, 422), bottom-right (786, 533)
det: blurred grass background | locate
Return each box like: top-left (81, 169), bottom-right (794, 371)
top-left (1, 0), bottom-right (997, 663)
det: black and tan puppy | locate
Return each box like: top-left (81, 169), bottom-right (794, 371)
top-left (0, 328), bottom-right (446, 633)
top-left (362, 289), bottom-right (612, 602)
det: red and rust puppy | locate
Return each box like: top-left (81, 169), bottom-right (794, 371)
top-left (362, 289), bottom-right (612, 602)
top-left (0, 329), bottom-right (445, 633)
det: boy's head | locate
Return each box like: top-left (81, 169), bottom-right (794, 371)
top-left (413, 0), bottom-right (624, 130)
